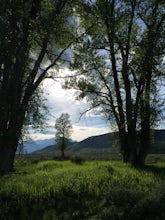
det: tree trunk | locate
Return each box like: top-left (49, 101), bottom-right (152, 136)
top-left (0, 106), bottom-right (25, 175)
top-left (137, 134), bottom-right (149, 166)
top-left (137, 108), bottom-right (150, 166)
top-left (61, 148), bottom-right (65, 160)
top-left (118, 123), bottom-right (139, 166)
top-left (127, 125), bottom-right (138, 165)
top-left (0, 134), bottom-right (19, 174)
top-left (61, 136), bottom-right (65, 159)
top-left (119, 128), bottom-right (129, 162)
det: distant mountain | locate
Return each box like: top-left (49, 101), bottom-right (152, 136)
top-left (23, 138), bottom-right (55, 153)
top-left (32, 129), bottom-right (165, 155)
top-left (31, 139), bottom-right (77, 154)
top-left (67, 133), bottom-right (119, 153)
top-left (150, 129), bottom-right (165, 153)
top-left (32, 133), bottom-right (117, 154)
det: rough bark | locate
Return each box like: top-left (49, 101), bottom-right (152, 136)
top-left (119, 128), bottom-right (129, 163)
top-left (0, 112), bottom-right (25, 174)
top-left (0, 139), bottom-right (17, 174)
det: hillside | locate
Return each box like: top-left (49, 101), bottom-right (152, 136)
top-left (32, 129), bottom-right (165, 154)
top-left (32, 133), bottom-right (117, 155)
top-left (150, 129), bottom-right (165, 153)
top-left (66, 132), bottom-right (119, 153)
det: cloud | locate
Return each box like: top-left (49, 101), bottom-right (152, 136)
top-left (72, 124), bottom-right (110, 141)
top-left (42, 78), bottom-right (93, 124)
top-left (28, 123), bottom-right (110, 143)
top-left (33, 76), bottom-right (110, 141)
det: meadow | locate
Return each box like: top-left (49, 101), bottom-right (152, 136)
top-left (0, 158), bottom-right (165, 220)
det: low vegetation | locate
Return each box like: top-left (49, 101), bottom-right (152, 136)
top-left (0, 159), bottom-right (164, 219)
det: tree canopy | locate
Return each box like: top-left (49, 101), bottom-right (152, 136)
top-left (0, 0), bottom-right (76, 174)
top-left (66, 0), bottom-right (165, 165)
top-left (55, 113), bottom-right (73, 158)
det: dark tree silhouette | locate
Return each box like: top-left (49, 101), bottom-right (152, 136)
top-left (67, 0), bottom-right (165, 165)
top-left (0, 0), bottom-right (75, 174)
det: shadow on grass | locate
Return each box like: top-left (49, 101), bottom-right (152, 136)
top-left (138, 164), bottom-right (165, 176)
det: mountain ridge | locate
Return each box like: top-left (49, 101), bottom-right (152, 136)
top-left (32, 129), bottom-right (165, 154)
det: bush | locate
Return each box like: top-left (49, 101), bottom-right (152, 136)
top-left (70, 155), bottom-right (84, 164)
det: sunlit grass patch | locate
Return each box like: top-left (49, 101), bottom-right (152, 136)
top-left (0, 160), bottom-right (164, 219)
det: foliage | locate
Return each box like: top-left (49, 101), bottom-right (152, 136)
top-left (66, 0), bottom-right (165, 165)
top-left (25, 87), bottom-right (49, 130)
top-left (55, 113), bottom-right (73, 140)
top-left (0, 0), bottom-right (77, 173)
top-left (0, 160), bottom-right (164, 219)
top-left (55, 113), bottom-right (73, 158)
top-left (17, 87), bottom-right (50, 155)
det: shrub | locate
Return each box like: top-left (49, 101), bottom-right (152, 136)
top-left (70, 155), bottom-right (84, 164)
top-left (36, 161), bottom-right (62, 171)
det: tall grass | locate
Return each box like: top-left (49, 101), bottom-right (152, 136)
top-left (0, 160), bottom-right (164, 219)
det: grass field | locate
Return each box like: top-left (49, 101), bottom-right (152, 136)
top-left (0, 158), bottom-right (165, 219)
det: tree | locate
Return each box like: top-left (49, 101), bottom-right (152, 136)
top-left (0, 0), bottom-right (76, 174)
top-left (24, 87), bottom-right (49, 131)
top-left (66, 0), bottom-right (165, 165)
top-left (17, 87), bottom-right (49, 155)
top-left (55, 113), bottom-right (72, 159)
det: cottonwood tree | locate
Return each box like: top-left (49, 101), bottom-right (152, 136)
top-left (17, 87), bottom-right (49, 155)
top-left (0, 0), bottom-right (77, 174)
top-left (66, 0), bottom-right (165, 165)
top-left (55, 113), bottom-right (72, 159)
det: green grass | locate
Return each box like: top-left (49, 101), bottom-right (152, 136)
top-left (0, 160), bottom-right (165, 219)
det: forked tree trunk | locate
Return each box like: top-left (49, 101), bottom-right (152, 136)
top-left (119, 126), bottom-right (139, 165)
top-left (119, 125), bottom-right (150, 166)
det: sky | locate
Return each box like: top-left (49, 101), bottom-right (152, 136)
top-left (30, 69), bottom-right (111, 142)
top-left (29, 61), bottom-right (165, 143)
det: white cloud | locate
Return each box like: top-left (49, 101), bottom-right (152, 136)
top-left (72, 124), bottom-right (110, 141)
top-left (42, 78), bottom-right (85, 122)
top-left (31, 75), bottom-right (110, 142)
